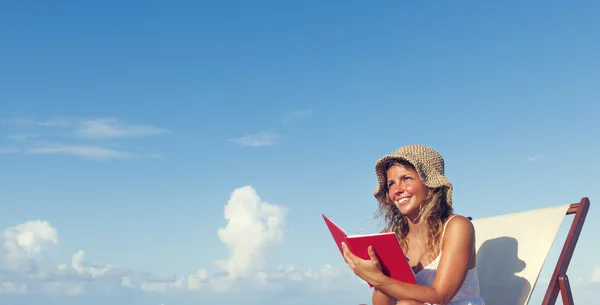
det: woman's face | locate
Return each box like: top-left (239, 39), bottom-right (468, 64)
top-left (386, 164), bottom-right (429, 218)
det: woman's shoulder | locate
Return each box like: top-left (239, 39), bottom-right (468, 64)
top-left (440, 214), bottom-right (477, 261)
top-left (444, 213), bottom-right (475, 236)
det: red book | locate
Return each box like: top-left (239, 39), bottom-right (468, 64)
top-left (322, 214), bottom-right (417, 286)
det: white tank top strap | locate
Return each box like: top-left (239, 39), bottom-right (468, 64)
top-left (440, 214), bottom-right (459, 252)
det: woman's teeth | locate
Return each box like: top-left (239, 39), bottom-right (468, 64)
top-left (396, 197), bottom-right (410, 205)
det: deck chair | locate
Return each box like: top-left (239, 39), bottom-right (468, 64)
top-left (472, 197), bottom-right (590, 305)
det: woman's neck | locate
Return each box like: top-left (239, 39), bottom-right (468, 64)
top-left (406, 215), bottom-right (426, 233)
top-left (404, 218), bottom-right (428, 254)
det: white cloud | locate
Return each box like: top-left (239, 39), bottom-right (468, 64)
top-left (7, 134), bottom-right (43, 141)
top-left (26, 145), bottom-right (132, 160)
top-left (71, 251), bottom-right (124, 279)
top-left (245, 263), bottom-right (354, 292)
top-left (3, 117), bottom-right (69, 128)
top-left (216, 186), bottom-right (286, 279)
top-left (0, 186), bottom-right (363, 300)
top-left (3, 117), bottom-right (167, 139)
top-left (1, 220), bottom-right (58, 273)
top-left (0, 220), bottom-right (132, 296)
top-left (73, 118), bottom-right (168, 139)
top-left (1, 116), bottom-right (168, 160)
top-left (187, 269), bottom-right (209, 291)
top-left (228, 132), bottom-right (280, 147)
top-left (0, 282), bottom-right (27, 294)
top-left (139, 277), bottom-right (186, 294)
top-left (40, 282), bottom-right (86, 296)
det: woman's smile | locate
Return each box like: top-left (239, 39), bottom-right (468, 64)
top-left (395, 196), bottom-right (412, 206)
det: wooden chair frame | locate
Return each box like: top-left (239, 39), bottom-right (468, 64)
top-left (541, 197), bottom-right (590, 305)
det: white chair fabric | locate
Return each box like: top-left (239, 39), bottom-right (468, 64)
top-left (471, 204), bottom-right (571, 305)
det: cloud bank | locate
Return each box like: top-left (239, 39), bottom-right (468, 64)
top-left (0, 186), bottom-right (361, 304)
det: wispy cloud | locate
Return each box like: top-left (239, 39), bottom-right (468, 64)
top-left (229, 132), bottom-right (280, 147)
top-left (3, 117), bottom-right (169, 139)
top-left (3, 117), bottom-right (70, 128)
top-left (7, 133), bottom-right (45, 141)
top-left (73, 118), bottom-right (168, 139)
top-left (282, 108), bottom-right (314, 124)
top-left (227, 109), bottom-right (312, 147)
top-left (1, 116), bottom-right (168, 160)
top-left (26, 145), bottom-right (133, 160)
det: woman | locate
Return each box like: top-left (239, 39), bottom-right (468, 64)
top-left (342, 144), bottom-right (485, 305)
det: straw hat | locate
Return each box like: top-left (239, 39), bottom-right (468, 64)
top-left (373, 144), bottom-right (453, 206)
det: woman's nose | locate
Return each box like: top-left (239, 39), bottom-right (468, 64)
top-left (391, 185), bottom-right (404, 196)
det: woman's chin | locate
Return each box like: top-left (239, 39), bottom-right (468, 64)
top-left (395, 205), bottom-right (410, 215)
top-left (396, 205), bottom-right (416, 217)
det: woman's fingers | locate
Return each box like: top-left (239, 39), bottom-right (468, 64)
top-left (342, 242), bottom-right (357, 269)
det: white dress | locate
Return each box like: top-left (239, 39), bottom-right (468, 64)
top-left (413, 215), bottom-right (485, 305)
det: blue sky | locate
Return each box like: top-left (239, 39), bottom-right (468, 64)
top-left (1, 1), bottom-right (599, 304)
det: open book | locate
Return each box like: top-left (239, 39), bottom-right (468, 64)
top-left (322, 214), bottom-right (416, 286)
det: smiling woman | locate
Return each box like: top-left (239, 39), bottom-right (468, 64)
top-left (342, 144), bottom-right (485, 305)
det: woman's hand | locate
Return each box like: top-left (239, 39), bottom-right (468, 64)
top-left (342, 242), bottom-right (386, 286)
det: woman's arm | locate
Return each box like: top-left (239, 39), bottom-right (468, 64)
top-left (372, 288), bottom-right (396, 305)
top-left (370, 216), bottom-right (475, 305)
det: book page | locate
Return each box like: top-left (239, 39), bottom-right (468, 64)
top-left (348, 232), bottom-right (396, 238)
